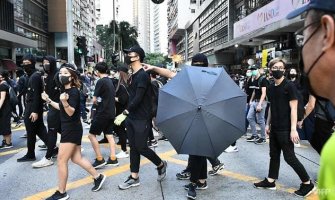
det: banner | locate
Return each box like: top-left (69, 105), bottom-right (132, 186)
top-left (234, 0), bottom-right (310, 38)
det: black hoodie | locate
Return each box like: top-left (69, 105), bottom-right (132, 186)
top-left (43, 56), bottom-right (61, 103)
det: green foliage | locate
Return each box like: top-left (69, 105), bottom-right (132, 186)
top-left (144, 53), bottom-right (172, 66)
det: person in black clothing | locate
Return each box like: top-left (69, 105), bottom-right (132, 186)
top-left (114, 65), bottom-right (129, 159)
top-left (254, 58), bottom-right (315, 197)
top-left (88, 62), bottom-right (119, 168)
top-left (31, 56), bottom-right (60, 168)
top-left (17, 54), bottom-right (48, 162)
top-left (143, 53), bottom-right (225, 200)
top-left (116, 46), bottom-right (167, 190)
top-left (44, 63), bottom-right (106, 200)
top-left (16, 68), bottom-right (27, 119)
top-left (0, 70), bottom-right (14, 149)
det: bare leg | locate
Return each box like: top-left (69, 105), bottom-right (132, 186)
top-left (88, 134), bottom-right (102, 158)
top-left (106, 135), bottom-right (116, 157)
top-left (71, 146), bottom-right (99, 179)
top-left (57, 143), bottom-right (76, 193)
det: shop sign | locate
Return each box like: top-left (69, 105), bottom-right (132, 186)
top-left (234, 0), bottom-right (310, 38)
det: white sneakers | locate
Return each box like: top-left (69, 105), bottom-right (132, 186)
top-left (224, 145), bottom-right (239, 153)
top-left (32, 157), bottom-right (54, 168)
top-left (116, 151), bottom-right (129, 159)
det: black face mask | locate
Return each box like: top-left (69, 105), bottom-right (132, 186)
top-left (59, 75), bottom-right (71, 85)
top-left (43, 64), bottom-right (51, 73)
top-left (272, 70), bottom-right (284, 80)
top-left (124, 55), bottom-right (137, 65)
top-left (23, 64), bottom-right (34, 75)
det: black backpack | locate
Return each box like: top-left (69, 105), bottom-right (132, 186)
top-left (4, 82), bottom-right (18, 106)
top-left (282, 80), bottom-right (305, 121)
top-left (316, 99), bottom-right (335, 122)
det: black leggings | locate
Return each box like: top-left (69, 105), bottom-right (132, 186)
top-left (115, 122), bottom-right (127, 152)
top-left (189, 155), bottom-right (207, 183)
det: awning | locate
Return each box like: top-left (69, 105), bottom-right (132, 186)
top-left (1, 59), bottom-right (17, 71)
top-left (0, 29), bottom-right (38, 48)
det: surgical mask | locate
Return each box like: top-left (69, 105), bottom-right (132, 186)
top-left (272, 70), bottom-right (284, 80)
top-left (246, 72), bottom-right (252, 77)
top-left (43, 64), bottom-right (51, 73)
top-left (251, 70), bottom-right (258, 76)
top-left (124, 55), bottom-right (137, 65)
top-left (59, 75), bottom-right (71, 85)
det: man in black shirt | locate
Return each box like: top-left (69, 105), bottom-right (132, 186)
top-left (116, 46), bottom-right (167, 190)
top-left (88, 62), bottom-right (119, 168)
top-left (246, 64), bottom-right (269, 144)
top-left (254, 58), bottom-right (315, 197)
top-left (32, 56), bottom-right (60, 168)
top-left (17, 54), bottom-right (48, 162)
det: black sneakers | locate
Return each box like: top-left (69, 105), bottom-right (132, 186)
top-left (98, 138), bottom-right (108, 144)
top-left (157, 160), bottom-right (167, 181)
top-left (254, 138), bottom-right (266, 145)
top-left (186, 183), bottom-right (197, 199)
top-left (246, 135), bottom-right (259, 142)
top-left (106, 157), bottom-right (119, 166)
top-left (176, 169), bottom-right (191, 180)
top-left (92, 174), bottom-right (106, 192)
top-left (46, 190), bottom-right (69, 200)
top-left (0, 140), bottom-right (13, 149)
top-left (294, 181), bottom-right (316, 197)
top-left (184, 181), bottom-right (208, 190)
top-left (92, 158), bottom-right (107, 169)
top-left (254, 178), bottom-right (277, 190)
top-left (208, 163), bottom-right (225, 176)
top-left (148, 139), bottom-right (158, 148)
top-left (17, 155), bottom-right (36, 162)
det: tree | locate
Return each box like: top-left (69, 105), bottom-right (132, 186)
top-left (96, 21), bottom-right (139, 65)
top-left (144, 53), bottom-right (171, 66)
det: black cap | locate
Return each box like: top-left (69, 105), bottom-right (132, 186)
top-left (287, 0), bottom-right (335, 19)
top-left (123, 46), bottom-right (145, 62)
top-left (191, 53), bottom-right (208, 67)
top-left (60, 63), bottom-right (77, 72)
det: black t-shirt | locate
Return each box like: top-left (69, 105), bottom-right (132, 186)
top-left (93, 77), bottom-right (116, 119)
top-left (254, 76), bottom-right (269, 100)
top-left (0, 83), bottom-right (11, 114)
top-left (267, 79), bottom-right (298, 131)
top-left (115, 83), bottom-right (129, 115)
top-left (60, 87), bottom-right (82, 131)
top-left (127, 68), bottom-right (152, 120)
top-left (246, 78), bottom-right (255, 103)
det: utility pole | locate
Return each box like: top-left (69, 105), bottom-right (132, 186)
top-left (113, 0), bottom-right (116, 53)
top-left (66, 0), bottom-right (74, 64)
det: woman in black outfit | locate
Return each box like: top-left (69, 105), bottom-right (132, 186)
top-left (43, 64), bottom-right (106, 200)
top-left (115, 66), bottom-right (130, 159)
top-left (0, 70), bottom-right (13, 149)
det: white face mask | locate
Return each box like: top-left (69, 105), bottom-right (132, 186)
top-left (114, 73), bottom-right (120, 79)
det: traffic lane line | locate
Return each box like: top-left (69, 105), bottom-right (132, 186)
top-left (23, 149), bottom-right (176, 200)
top-left (0, 147), bottom-right (26, 157)
top-left (165, 157), bottom-right (319, 200)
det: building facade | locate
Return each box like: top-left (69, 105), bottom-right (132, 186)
top-left (150, 0), bottom-right (168, 55)
top-left (133, 0), bottom-right (151, 53)
top-left (0, 0), bottom-right (48, 69)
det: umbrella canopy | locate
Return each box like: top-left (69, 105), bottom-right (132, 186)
top-left (156, 66), bottom-right (247, 158)
top-left (1, 59), bottom-right (17, 71)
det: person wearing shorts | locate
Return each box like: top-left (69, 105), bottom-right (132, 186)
top-left (88, 62), bottom-right (119, 168)
top-left (44, 63), bottom-right (106, 200)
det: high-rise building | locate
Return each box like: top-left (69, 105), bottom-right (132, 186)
top-left (167, 0), bottom-right (200, 59)
top-left (133, 0), bottom-right (150, 53)
top-left (150, 0), bottom-right (168, 55)
top-left (0, 0), bottom-right (48, 68)
top-left (48, 0), bottom-right (99, 65)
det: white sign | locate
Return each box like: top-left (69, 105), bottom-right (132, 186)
top-left (234, 0), bottom-right (310, 38)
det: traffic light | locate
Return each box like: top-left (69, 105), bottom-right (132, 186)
top-left (76, 36), bottom-right (88, 56)
top-left (111, 53), bottom-right (119, 67)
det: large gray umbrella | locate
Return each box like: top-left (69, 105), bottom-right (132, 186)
top-left (156, 66), bottom-right (247, 158)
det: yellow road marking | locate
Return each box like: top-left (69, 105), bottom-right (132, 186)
top-left (166, 156), bottom-right (319, 199)
top-left (0, 148), bottom-right (26, 157)
top-left (12, 126), bottom-right (26, 131)
top-left (23, 150), bottom-right (176, 200)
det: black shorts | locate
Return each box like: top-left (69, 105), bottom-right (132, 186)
top-left (60, 129), bottom-right (83, 145)
top-left (89, 118), bottom-right (114, 135)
